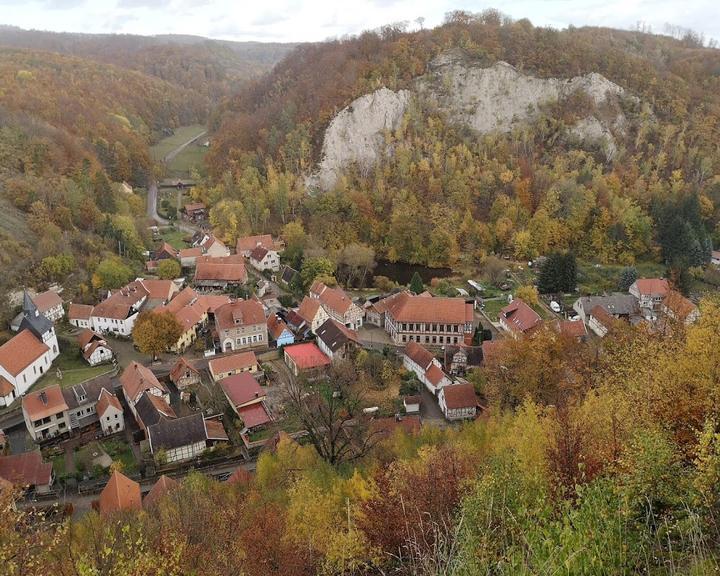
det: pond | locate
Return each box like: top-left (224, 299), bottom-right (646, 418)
top-left (372, 260), bottom-right (454, 285)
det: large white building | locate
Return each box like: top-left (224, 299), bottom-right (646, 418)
top-left (0, 292), bottom-right (60, 407)
top-left (90, 281), bottom-right (148, 336)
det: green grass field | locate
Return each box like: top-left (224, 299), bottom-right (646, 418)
top-left (32, 346), bottom-right (113, 391)
top-left (150, 124), bottom-right (206, 161)
top-left (577, 260), bottom-right (666, 295)
top-left (160, 227), bottom-right (189, 250)
top-left (167, 144), bottom-right (207, 178)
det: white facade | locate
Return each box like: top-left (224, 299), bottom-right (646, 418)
top-left (23, 408), bottom-right (70, 442)
top-left (250, 249), bottom-right (280, 272)
top-left (42, 303), bottom-right (65, 323)
top-left (91, 311), bottom-right (141, 337)
top-left (438, 388), bottom-right (477, 421)
top-left (99, 405), bottom-right (125, 435)
top-left (70, 317), bottom-right (91, 329)
top-left (0, 347), bottom-right (55, 406)
top-left (165, 440), bottom-right (207, 463)
top-left (85, 344), bottom-right (113, 366)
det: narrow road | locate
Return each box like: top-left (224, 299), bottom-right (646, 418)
top-left (147, 127), bottom-right (207, 234)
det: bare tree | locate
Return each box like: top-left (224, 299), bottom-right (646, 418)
top-left (284, 361), bottom-right (382, 465)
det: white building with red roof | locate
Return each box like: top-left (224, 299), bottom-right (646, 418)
top-left (439, 383), bottom-right (479, 421)
top-left (629, 278), bottom-right (670, 311)
top-left (214, 300), bottom-right (267, 353)
top-left (0, 329), bottom-right (53, 407)
top-left (208, 351), bottom-right (259, 382)
top-left (0, 450), bottom-right (53, 494)
top-left (249, 245), bottom-right (281, 272)
top-left (309, 281), bottom-right (364, 330)
top-left (383, 291), bottom-right (474, 346)
top-left (68, 303), bottom-right (94, 329)
top-left (32, 290), bottom-right (64, 322)
top-left (402, 341), bottom-right (452, 395)
top-left (220, 372), bottom-right (272, 430)
top-left (90, 281), bottom-right (148, 336)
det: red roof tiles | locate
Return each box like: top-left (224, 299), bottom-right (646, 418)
top-left (22, 385), bottom-right (68, 421)
top-left (32, 290), bottom-right (62, 313)
top-left (284, 342), bottom-right (331, 370)
top-left (0, 329), bottom-right (49, 376)
top-left (385, 291), bottom-right (473, 324)
top-left (209, 351), bottom-right (258, 378)
top-left (215, 300), bottom-right (265, 331)
top-left (99, 471), bottom-right (141, 516)
top-left (220, 372), bottom-right (265, 408)
top-left (0, 451), bottom-right (52, 488)
top-left (237, 403), bottom-right (271, 429)
top-left (500, 299), bottom-right (542, 335)
top-left (442, 383), bottom-right (478, 410)
top-left (403, 341), bottom-right (435, 370)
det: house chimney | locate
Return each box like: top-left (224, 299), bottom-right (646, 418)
top-left (254, 392), bottom-right (259, 398)
top-left (39, 391), bottom-right (47, 405)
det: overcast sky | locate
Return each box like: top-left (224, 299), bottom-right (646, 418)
top-left (0, 0), bottom-right (718, 44)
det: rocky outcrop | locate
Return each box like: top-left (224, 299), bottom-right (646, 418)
top-left (312, 55), bottom-right (633, 191)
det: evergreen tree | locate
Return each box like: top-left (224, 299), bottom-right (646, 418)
top-left (618, 266), bottom-right (638, 291)
top-left (92, 171), bottom-right (117, 214)
top-left (409, 271), bottom-right (424, 294)
top-left (538, 252), bottom-right (577, 294)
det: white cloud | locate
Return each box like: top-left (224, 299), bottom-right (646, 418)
top-left (0, 0), bottom-right (717, 44)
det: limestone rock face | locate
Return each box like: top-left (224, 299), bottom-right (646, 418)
top-left (312, 55), bottom-right (632, 190)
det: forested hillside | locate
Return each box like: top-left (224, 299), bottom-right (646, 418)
top-left (0, 26), bottom-right (297, 101)
top-left (205, 11), bottom-right (720, 281)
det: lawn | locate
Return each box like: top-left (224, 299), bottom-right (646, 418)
top-left (481, 298), bottom-right (508, 321)
top-left (160, 227), bottom-right (190, 250)
top-left (101, 438), bottom-right (137, 474)
top-left (150, 124), bottom-right (207, 162)
top-left (51, 453), bottom-right (66, 477)
top-left (32, 346), bottom-right (112, 391)
top-left (167, 144), bottom-right (207, 179)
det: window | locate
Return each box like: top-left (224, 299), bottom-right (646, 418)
top-left (58, 422), bottom-right (66, 429)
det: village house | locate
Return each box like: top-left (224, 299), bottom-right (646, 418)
top-left (283, 342), bottom-right (332, 377)
top-left (192, 233), bottom-right (230, 258)
top-left (220, 372), bottom-right (272, 431)
top-left (573, 293), bottom-right (639, 323)
top-left (402, 341), bottom-right (452, 395)
top-left (77, 329), bottom-right (113, 366)
top-left (249, 245), bottom-right (281, 273)
top-left (138, 278), bottom-right (179, 309)
top-left (182, 202), bottom-right (206, 222)
top-left (267, 313), bottom-right (295, 347)
top-left (629, 278), bottom-right (670, 311)
top-left (587, 305), bottom-right (619, 337)
top-left (403, 395), bottom-right (421, 414)
top-left (134, 391), bottom-right (176, 433)
top-left (178, 247), bottom-right (203, 268)
top-left (444, 345), bottom-right (483, 375)
top-left (384, 291), bottom-right (474, 346)
top-left (155, 242), bottom-right (179, 262)
top-left (365, 291), bottom-right (406, 327)
top-left (554, 319), bottom-right (588, 341)
top-left (22, 386), bottom-right (69, 442)
top-left (99, 470), bottom-right (141, 516)
top-left (194, 255), bottom-right (247, 290)
top-left (0, 330), bottom-right (56, 407)
top-left (31, 290), bottom-right (65, 323)
top-left (297, 296), bottom-right (329, 334)
top-left (280, 265), bottom-right (299, 287)
top-left (120, 361), bottom-right (170, 421)
top-left (0, 450), bottom-right (54, 494)
top-left (90, 281), bottom-right (148, 336)
top-left (68, 303), bottom-right (94, 329)
top-left (285, 309), bottom-right (310, 338)
top-left (662, 290), bottom-right (700, 325)
top-left (22, 376), bottom-right (124, 441)
top-left (236, 234), bottom-right (281, 257)
top-left (147, 413), bottom-right (210, 463)
top-left (155, 287), bottom-right (231, 353)
top-left (309, 281), bottom-right (365, 330)
top-left (438, 383), bottom-right (479, 421)
top-left (169, 357), bottom-right (201, 390)
top-left (208, 351), bottom-right (259, 382)
top-left (143, 475), bottom-right (179, 509)
top-left (214, 300), bottom-right (267, 353)
top-left (316, 318), bottom-right (361, 361)
top-left (499, 298), bottom-right (542, 338)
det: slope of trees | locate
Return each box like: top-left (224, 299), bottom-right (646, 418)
top-left (7, 296), bottom-right (720, 574)
top-left (203, 11), bottom-right (720, 275)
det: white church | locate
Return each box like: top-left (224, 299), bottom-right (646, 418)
top-left (0, 291), bottom-right (60, 406)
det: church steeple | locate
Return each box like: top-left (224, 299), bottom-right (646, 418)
top-left (23, 289), bottom-right (39, 318)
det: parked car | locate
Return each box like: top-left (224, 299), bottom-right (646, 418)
top-left (550, 301), bottom-right (561, 313)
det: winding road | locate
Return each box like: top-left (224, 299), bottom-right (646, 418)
top-left (147, 127), bottom-right (207, 233)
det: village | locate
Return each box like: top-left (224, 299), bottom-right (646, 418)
top-left (0, 200), bottom-right (709, 516)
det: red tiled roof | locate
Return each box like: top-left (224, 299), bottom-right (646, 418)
top-left (556, 320), bottom-right (587, 338)
top-left (385, 292), bottom-right (473, 324)
top-left (250, 245), bottom-right (269, 262)
top-left (633, 278), bottom-right (669, 297)
top-left (68, 303), bottom-right (93, 320)
top-left (205, 419), bottom-right (229, 441)
top-left (220, 372), bottom-right (265, 408)
top-left (237, 234), bottom-right (274, 253)
top-left (590, 305), bottom-right (617, 329)
top-left (0, 451), bottom-right (52, 488)
top-left (442, 383), bottom-right (478, 410)
top-left (184, 202), bottom-right (205, 213)
top-left (227, 467), bottom-right (253, 485)
top-left (0, 329), bottom-right (49, 377)
top-left (664, 290), bottom-right (697, 320)
top-left (82, 340), bottom-right (110, 361)
top-left (425, 364), bottom-right (448, 386)
top-left (237, 403), bottom-right (271, 429)
top-left (214, 300), bottom-right (264, 331)
top-left (194, 255), bottom-right (247, 283)
top-left (403, 341), bottom-right (435, 370)
top-left (32, 290), bottom-right (62, 313)
top-left (267, 314), bottom-right (290, 340)
top-left (143, 474), bottom-right (178, 509)
top-left (209, 351), bottom-right (258, 377)
top-left (139, 279), bottom-right (176, 301)
top-left (99, 471), bottom-right (141, 515)
top-left (298, 297), bottom-right (322, 323)
top-left (96, 388), bottom-right (122, 416)
top-left (178, 247), bottom-right (203, 258)
top-left (77, 328), bottom-right (101, 349)
top-left (169, 357), bottom-right (199, 383)
top-left (198, 294), bottom-right (232, 313)
top-left (120, 361), bottom-right (167, 403)
top-left (284, 342), bottom-right (331, 370)
top-left (92, 281), bottom-right (148, 320)
top-left (0, 377), bottom-right (13, 397)
top-left (370, 415), bottom-right (421, 437)
top-left (310, 282), bottom-right (355, 316)
top-left (500, 299), bottom-right (542, 334)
